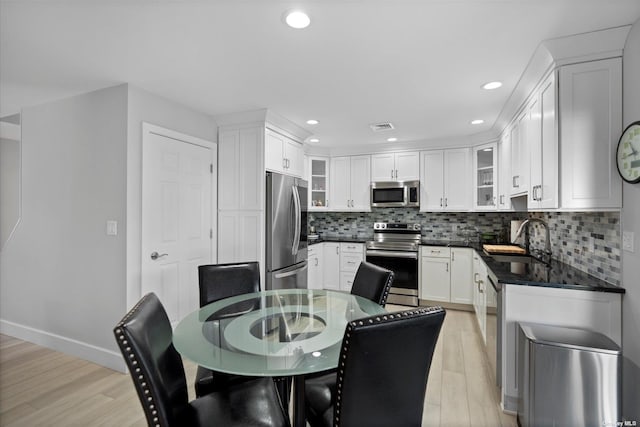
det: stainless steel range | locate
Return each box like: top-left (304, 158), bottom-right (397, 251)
top-left (365, 222), bottom-right (421, 307)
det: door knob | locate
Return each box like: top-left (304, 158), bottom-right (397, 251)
top-left (150, 251), bottom-right (168, 260)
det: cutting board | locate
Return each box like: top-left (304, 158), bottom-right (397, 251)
top-left (483, 244), bottom-right (527, 254)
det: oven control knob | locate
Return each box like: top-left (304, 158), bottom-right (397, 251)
top-left (413, 223), bottom-right (420, 230)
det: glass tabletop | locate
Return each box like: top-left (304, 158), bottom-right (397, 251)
top-left (173, 289), bottom-right (386, 377)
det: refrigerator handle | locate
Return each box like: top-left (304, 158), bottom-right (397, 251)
top-left (274, 262), bottom-right (308, 279)
top-left (292, 185), bottom-right (301, 256)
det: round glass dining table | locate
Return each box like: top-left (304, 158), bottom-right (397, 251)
top-left (173, 289), bottom-right (386, 427)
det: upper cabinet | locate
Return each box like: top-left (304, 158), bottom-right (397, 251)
top-left (420, 148), bottom-right (471, 211)
top-left (529, 73), bottom-right (558, 209)
top-left (558, 58), bottom-right (622, 209)
top-left (510, 112), bottom-right (528, 197)
top-left (497, 132), bottom-right (512, 210)
top-left (308, 156), bottom-right (330, 210)
top-left (265, 128), bottom-right (304, 178)
top-left (330, 155), bottom-right (371, 211)
top-left (371, 151), bottom-right (419, 181)
top-left (473, 143), bottom-right (498, 210)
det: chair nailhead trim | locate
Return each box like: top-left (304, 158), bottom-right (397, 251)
top-left (115, 293), bottom-right (163, 427)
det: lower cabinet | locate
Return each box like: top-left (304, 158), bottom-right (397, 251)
top-left (308, 245), bottom-right (323, 290)
top-left (419, 247), bottom-right (473, 305)
top-left (472, 253), bottom-right (488, 343)
top-left (315, 242), bottom-right (364, 292)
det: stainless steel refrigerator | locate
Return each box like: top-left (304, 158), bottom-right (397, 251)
top-left (266, 172), bottom-right (308, 290)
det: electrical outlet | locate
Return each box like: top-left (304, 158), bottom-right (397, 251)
top-left (622, 231), bottom-right (635, 253)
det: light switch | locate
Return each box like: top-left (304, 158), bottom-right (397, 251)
top-left (106, 220), bottom-right (118, 236)
top-left (622, 231), bottom-right (634, 253)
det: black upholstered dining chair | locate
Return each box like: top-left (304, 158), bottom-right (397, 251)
top-left (113, 292), bottom-right (290, 427)
top-left (349, 261), bottom-right (394, 307)
top-left (304, 306), bottom-right (446, 427)
top-left (195, 262), bottom-right (261, 397)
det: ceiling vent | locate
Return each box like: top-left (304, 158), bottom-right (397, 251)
top-left (369, 122), bottom-right (395, 132)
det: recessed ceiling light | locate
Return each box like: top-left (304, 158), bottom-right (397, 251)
top-left (387, 137), bottom-right (398, 142)
top-left (309, 138), bottom-right (319, 143)
top-left (482, 81), bottom-right (503, 90)
top-left (471, 119), bottom-right (484, 125)
top-left (285, 11), bottom-right (310, 29)
top-left (306, 119), bottom-right (319, 125)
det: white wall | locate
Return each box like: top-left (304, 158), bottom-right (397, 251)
top-left (0, 85), bottom-right (129, 369)
top-left (0, 84), bottom-right (217, 372)
top-left (622, 17), bottom-right (640, 420)
top-left (1, 135), bottom-right (20, 248)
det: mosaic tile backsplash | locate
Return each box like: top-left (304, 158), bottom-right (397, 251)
top-left (309, 209), bottom-right (621, 286)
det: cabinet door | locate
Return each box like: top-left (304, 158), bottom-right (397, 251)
top-left (395, 151), bottom-right (420, 180)
top-left (283, 138), bottom-right (303, 178)
top-left (371, 153), bottom-right (396, 181)
top-left (510, 115), bottom-right (526, 196)
top-left (559, 58), bottom-right (622, 209)
top-left (444, 148), bottom-right (471, 211)
top-left (323, 243), bottom-right (340, 290)
top-left (420, 150), bottom-right (444, 211)
top-left (340, 272), bottom-right (355, 292)
top-left (349, 155), bottom-right (371, 211)
top-left (498, 132), bottom-right (512, 210)
top-left (450, 248), bottom-right (473, 304)
top-left (420, 256), bottom-right (451, 302)
top-left (472, 254), bottom-right (487, 342)
top-left (265, 129), bottom-right (284, 173)
top-left (308, 245), bottom-right (324, 290)
top-left (330, 157), bottom-right (351, 210)
top-left (309, 157), bottom-right (330, 210)
top-left (538, 73), bottom-right (558, 209)
top-left (527, 95), bottom-right (542, 206)
top-left (473, 143), bottom-right (497, 210)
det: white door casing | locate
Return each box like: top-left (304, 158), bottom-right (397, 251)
top-left (141, 123), bottom-right (217, 323)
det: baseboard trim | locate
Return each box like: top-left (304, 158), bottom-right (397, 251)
top-left (0, 319), bottom-right (126, 373)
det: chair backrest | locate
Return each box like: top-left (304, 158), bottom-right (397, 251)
top-left (349, 261), bottom-right (394, 306)
top-left (334, 306), bottom-right (446, 427)
top-left (113, 293), bottom-right (188, 427)
top-left (198, 262), bottom-right (260, 307)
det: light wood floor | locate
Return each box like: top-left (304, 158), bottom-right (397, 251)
top-left (0, 309), bottom-right (516, 427)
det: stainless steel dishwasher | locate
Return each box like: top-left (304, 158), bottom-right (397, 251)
top-left (517, 322), bottom-right (621, 427)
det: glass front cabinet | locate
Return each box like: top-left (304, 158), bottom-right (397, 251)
top-left (308, 156), bottom-right (330, 211)
top-left (473, 143), bottom-right (498, 210)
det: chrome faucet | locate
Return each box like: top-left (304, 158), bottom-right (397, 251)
top-left (512, 218), bottom-right (552, 256)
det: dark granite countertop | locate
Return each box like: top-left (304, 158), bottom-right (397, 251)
top-left (308, 236), bottom-right (369, 246)
top-left (479, 253), bottom-right (624, 294)
top-left (421, 239), bottom-right (479, 248)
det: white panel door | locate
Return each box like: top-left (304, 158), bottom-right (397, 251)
top-left (142, 124), bottom-right (216, 323)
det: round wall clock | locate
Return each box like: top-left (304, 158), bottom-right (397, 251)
top-left (616, 121), bottom-right (640, 184)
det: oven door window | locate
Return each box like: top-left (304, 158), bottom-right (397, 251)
top-left (365, 254), bottom-right (418, 291)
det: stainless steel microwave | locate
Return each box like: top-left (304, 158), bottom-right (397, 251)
top-left (370, 180), bottom-right (420, 208)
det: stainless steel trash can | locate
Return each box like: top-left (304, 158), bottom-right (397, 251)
top-left (517, 322), bottom-right (621, 427)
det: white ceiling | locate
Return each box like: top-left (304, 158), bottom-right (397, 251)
top-left (2, 0), bottom-right (640, 148)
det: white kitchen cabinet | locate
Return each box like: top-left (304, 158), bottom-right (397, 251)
top-left (528, 73), bottom-right (559, 209)
top-left (472, 253), bottom-right (488, 342)
top-left (419, 247), bottom-right (473, 305)
top-left (339, 242), bottom-right (364, 292)
top-left (330, 155), bottom-right (371, 211)
top-left (420, 148), bottom-right (470, 211)
top-left (308, 244), bottom-right (324, 290)
top-left (419, 247), bottom-right (451, 302)
top-left (497, 131), bottom-right (512, 210)
top-left (509, 113), bottom-right (528, 197)
top-left (559, 57), bottom-right (622, 209)
top-left (323, 242), bottom-right (340, 291)
top-left (473, 143), bottom-right (498, 210)
top-left (265, 128), bottom-right (304, 178)
top-left (450, 248), bottom-right (473, 304)
top-left (308, 156), bottom-right (330, 210)
top-left (371, 151), bottom-right (419, 181)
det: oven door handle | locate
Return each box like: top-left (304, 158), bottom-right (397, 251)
top-left (366, 250), bottom-right (418, 259)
